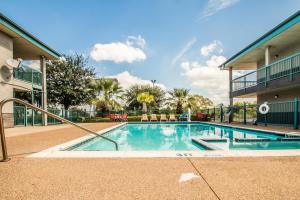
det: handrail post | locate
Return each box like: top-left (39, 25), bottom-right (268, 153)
top-left (294, 98), bottom-right (298, 130)
top-left (244, 76), bottom-right (246, 92)
top-left (265, 67), bottom-right (268, 87)
top-left (289, 56), bottom-right (293, 81)
top-left (0, 109), bottom-right (10, 161)
top-left (220, 105), bottom-right (223, 123)
top-left (243, 102), bottom-right (247, 124)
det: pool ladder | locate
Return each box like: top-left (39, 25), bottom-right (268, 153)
top-left (0, 98), bottom-right (119, 162)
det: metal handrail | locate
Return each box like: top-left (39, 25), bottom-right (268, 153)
top-left (231, 70), bottom-right (256, 81)
top-left (0, 98), bottom-right (118, 162)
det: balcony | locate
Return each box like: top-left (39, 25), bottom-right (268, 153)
top-left (231, 52), bottom-right (300, 96)
top-left (13, 65), bottom-right (42, 87)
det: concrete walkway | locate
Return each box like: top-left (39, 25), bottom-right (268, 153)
top-left (1, 123), bottom-right (300, 199)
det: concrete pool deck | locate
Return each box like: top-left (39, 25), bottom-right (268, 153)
top-left (1, 122), bottom-right (300, 199)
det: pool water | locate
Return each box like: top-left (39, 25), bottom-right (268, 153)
top-left (69, 123), bottom-right (300, 151)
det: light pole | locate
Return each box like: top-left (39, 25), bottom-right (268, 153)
top-left (151, 80), bottom-right (156, 87)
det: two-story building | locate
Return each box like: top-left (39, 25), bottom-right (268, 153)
top-left (0, 13), bottom-right (60, 128)
top-left (220, 11), bottom-right (300, 106)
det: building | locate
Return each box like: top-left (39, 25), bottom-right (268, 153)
top-left (0, 13), bottom-right (60, 128)
top-left (220, 11), bottom-right (300, 106)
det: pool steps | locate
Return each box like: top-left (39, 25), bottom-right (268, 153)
top-left (201, 138), bottom-right (228, 142)
top-left (235, 138), bottom-right (271, 142)
top-left (191, 138), bottom-right (222, 150)
top-left (277, 138), bottom-right (300, 141)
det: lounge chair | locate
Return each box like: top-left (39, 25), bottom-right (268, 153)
top-left (141, 114), bottom-right (148, 122)
top-left (110, 114), bottom-right (115, 121)
top-left (160, 114), bottom-right (168, 122)
top-left (179, 112), bottom-right (188, 121)
top-left (196, 112), bottom-right (207, 121)
top-left (150, 114), bottom-right (158, 121)
top-left (169, 114), bottom-right (177, 121)
top-left (115, 114), bottom-right (121, 121)
top-left (121, 113), bottom-right (128, 121)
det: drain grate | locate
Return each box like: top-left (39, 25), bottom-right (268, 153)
top-left (176, 153), bottom-right (193, 157)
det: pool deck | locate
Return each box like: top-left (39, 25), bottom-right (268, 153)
top-left (1, 122), bottom-right (300, 199)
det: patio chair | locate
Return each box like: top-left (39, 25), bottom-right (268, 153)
top-left (169, 114), bottom-right (177, 121)
top-left (160, 114), bottom-right (168, 122)
top-left (121, 113), bottom-right (128, 121)
top-left (150, 114), bottom-right (158, 121)
top-left (115, 114), bottom-right (122, 121)
top-left (141, 114), bottom-right (148, 122)
top-left (196, 112), bottom-right (207, 121)
top-left (179, 112), bottom-right (188, 121)
top-left (110, 114), bottom-right (115, 121)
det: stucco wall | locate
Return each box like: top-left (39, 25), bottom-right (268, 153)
top-left (257, 86), bottom-right (300, 104)
top-left (0, 31), bottom-right (14, 127)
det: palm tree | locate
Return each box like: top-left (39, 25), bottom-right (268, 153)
top-left (168, 88), bottom-right (190, 114)
top-left (90, 78), bottom-right (123, 112)
top-left (137, 92), bottom-right (155, 113)
top-left (123, 84), bottom-right (165, 111)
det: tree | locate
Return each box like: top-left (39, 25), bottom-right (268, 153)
top-left (167, 89), bottom-right (213, 113)
top-left (46, 54), bottom-right (95, 110)
top-left (90, 78), bottom-right (123, 112)
top-left (123, 84), bottom-right (165, 111)
top-left (137, 92), bottom-right (155, 113)
top-left (168, 88), bottom-right (190, 114)
top-left (187, 95), bottom-right (213, 112)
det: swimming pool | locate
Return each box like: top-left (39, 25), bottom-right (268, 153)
top-left (68, 122), bottom-right (300, 151)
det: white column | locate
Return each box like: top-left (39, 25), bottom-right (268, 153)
top-left (265, 46), bottom-right (271, 65)
top-left (40, 56), bottom-right (48, 126)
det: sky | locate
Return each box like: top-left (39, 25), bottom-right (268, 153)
top-left (1, 0), bottom-right (300, 105)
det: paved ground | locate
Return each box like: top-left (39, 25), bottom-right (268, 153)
top-left (1, 123), bottom-right (300, 199)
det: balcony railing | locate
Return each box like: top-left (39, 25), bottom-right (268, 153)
top-left (232, 52), bottom-right (300, 92)
top-left (13, 65), bottom-right (42, 86)
top-left (232, 71), bottom-right (257, 92)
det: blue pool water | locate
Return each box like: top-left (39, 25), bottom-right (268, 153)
top-left (69, 123), bottom-right (300, 151)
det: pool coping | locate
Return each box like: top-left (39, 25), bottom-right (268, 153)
top-left (28, 122), bottom-right (300, 158)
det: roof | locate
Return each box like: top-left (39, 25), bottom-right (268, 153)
top-left (0, 12), bottom-right (61, 60)
top-left (219, 10), bottom-right (300, 70)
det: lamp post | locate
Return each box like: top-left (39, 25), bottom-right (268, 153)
top-left (151, 80), bottom-right (156, 87)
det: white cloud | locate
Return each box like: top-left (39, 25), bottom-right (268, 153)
top-left (201, 0), bottom-right (239, 18)
top-left (181, 55), bottom-right (229, 105)
top-left (108, 71), bottom-right (166, 90)
top-left (126, 35), bottom-right (146, 48)
top-left (171, 37), bottom-right (197, 65)
top-left (200, 40), bottom-right (223, 57)
top-left (90, 35), bottom-right (147, 63)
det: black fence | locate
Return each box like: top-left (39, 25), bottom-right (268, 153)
top-left (199, 98), bottom-right (299, 129)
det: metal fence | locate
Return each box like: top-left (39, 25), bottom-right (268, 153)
top-left (14, 107), bottom-right (96, 126)
top-left (13, 98), bottom-right (300, 129)
top-left (199, 98), bottom-right (299, 129)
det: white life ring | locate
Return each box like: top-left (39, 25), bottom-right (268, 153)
top-left (259, 102), bottom-right (270, 114)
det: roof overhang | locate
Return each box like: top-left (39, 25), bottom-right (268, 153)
top-left (220, 10), bottom-right (300, 70)
top-left (0, 12), bottom-right (61, 60)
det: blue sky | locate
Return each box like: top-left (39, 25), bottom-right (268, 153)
top-left (1, 0), bottom-right (300, 104)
